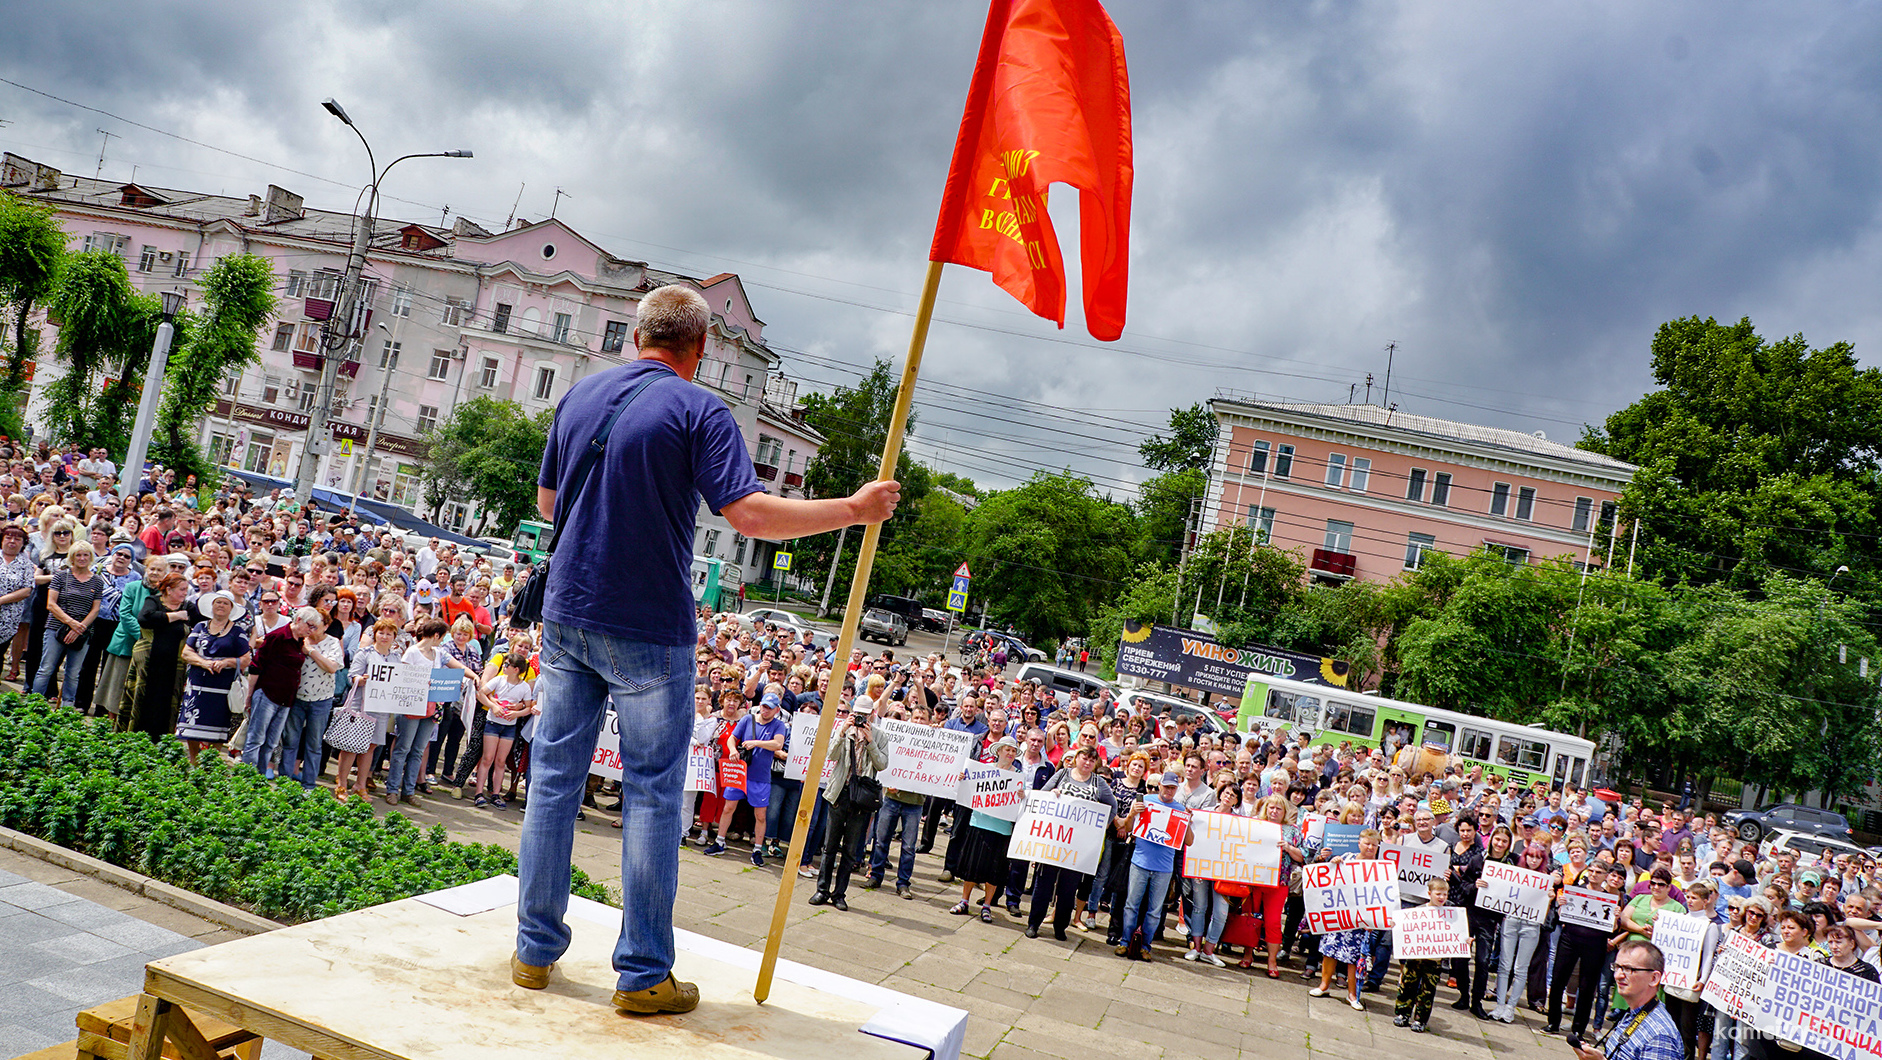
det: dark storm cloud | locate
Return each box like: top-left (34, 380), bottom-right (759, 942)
top-left (6, 1), bottom-right (1882, 490)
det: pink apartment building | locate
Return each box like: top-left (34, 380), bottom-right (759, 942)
top-left (1, 152), bottom-right (819, 591)
top-left (1205, 398), bottom-right (1637, 583)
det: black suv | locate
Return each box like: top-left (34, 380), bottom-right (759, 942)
top-left (866, 595), bottom-right (927, 633)
top-left (1723, 802), bottom-right (1855, 843)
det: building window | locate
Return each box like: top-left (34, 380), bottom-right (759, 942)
top-left (733, 534), bottom-right (748, 565)
top-left (306, 272), bottom-right (339, 300)
top-left (551, 312), bottom-right (572, 344)
top-left (1572, 496), bottom-right (1593, 533)
top-left (1515, 486), bottom-right (1536, 521)
top-left (1432, 472), bottom-right (1451, 507)
top-left (602, 320), bottom-right (630, 354)
top-left (440, 297), bottom-right (468, 327)
top-left (379, 340), bottom-right (401, 370)
top-left (428, 350), bottom-right (452, 381)
top-left (241, 431), bottom-right (274, 474)
top-left (1273, 444), bottom-right (1294, 478)
top-left (1490, 482), bottom-right (1511, 517)
top-left (172, 252), bottom-right (189, 277)
top-left (702, 529), bottom-right (721, 557)
top-left (1349, 458), bottom-right (1370, 493)
top-left (479, 356), bottom-right (499, 389)
top-left (392, 463), bottom-right (424, 508)
top-left (294, 323), bottom-right (320, 355)
top-left (442, 502), bottom-right (469, 532)
top-left (416, 405), bottom-right (439, 434)
top-left (299, 387), bottom-right (319, 412)
top-left (1407, 467), bottom-right (1427, 502)
top-left (1487, 542), bottom-right (1529, 566)
top-left (1600, 500), bottom-right (1617, 527)
top-left (755, 435), bottom-right (783, 467)
top-left (1324, 519), bottom-right (1354, 553)
top-left (1249, 440), bottom-right (1269, 476)
top-left (492, 303), bottom-right (512, 334)
top-left (221, 372), bottom-right (240, 397)
top-left (262, 375), bottom-right (280, 404)
top-left (366, 394), bottom-right (380, 425)
top-left (532, 365), bottom-right (556, 401)
top-left (270, 324), bottom-right (295, 352)
top-left (1246, 505), bottom-right (1276, 542)
top-left (1324, 453), bottom-right (1346, 488)
top-left (285, 271), bottom-right (307, 297)
top-left (137, 246), bottom-right (158, 273)
top-left (1405, 532), bottom-right (1436, 570)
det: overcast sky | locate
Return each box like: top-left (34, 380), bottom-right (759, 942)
top-left (6, 1), bottom-right (1882, 499)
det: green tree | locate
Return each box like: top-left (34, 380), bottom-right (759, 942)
top-left (873, 490), bottom-right (966, 601)
top-left (0, 192), bottom-right (67, 439)
top-left (151, 254), bottom-right (277, 483)
top-left (1088, 562), bottom-right (1180, 679)
top-left (42, 251), bottom-right (168, 453)
top-left (962, 470), bottom-right (1136, 641)
top-left (1132, 403), bottom-right (1217, 566)
top-left (419, 396), bottom-right (553, 535)
top-left (1138, 402), bottom-right (1215, 472)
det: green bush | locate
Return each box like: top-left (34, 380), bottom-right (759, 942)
top-left (0, 694), bottom-right (611, 921)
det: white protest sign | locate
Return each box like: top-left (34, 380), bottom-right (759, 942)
top-left (876, 718), bottom-right (976, 799)
top-left (1299, 812), bottom-right (1326, 843)
top-left (1182, 812), bottom-right (1282, 886)
top-left (1702, 929), bottom-right (1776, 1023)
top-left (359, 660), bottom-right (432, 716)
top-left (1701, 935), bottom-right (1882, 1060)
top-left (1005, 790), bottom-right (1110, 873)
top-left (590, 708), bottom-right (623, 780)
top-left (683, 749), bottom-right (715, 793)
top-left (1476, 860), bottom-right (1554, 924)
top-left (783, 712), bottom-right (836, 786)
top-left (1556, 886), bottom-right (1619, 931)
top-left (1392, 905), bottom-right (1472, 960)
top-left (1301, 859), bottom-right (1399, 932)
top-left (1394, 842), bottom-right (1450, 885)
top-left (1130, 803), bottom-right (1191, 849)
top-left (955, 763), bottom-right (1026, 823)
top-left (1653, 912), bottom-right (1713, 993)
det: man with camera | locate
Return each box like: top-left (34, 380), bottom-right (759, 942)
top-left (809, 698), bottom-right (888, 911)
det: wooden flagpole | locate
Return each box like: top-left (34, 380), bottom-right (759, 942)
top-left (754, 259), bottom-right (945, 1003)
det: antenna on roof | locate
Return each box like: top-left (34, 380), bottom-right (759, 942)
top-left (551, 187), bottom-right (570, 219)
top-left (1381, 341), bottom-right (1397, 409)
top-left (504, 182), bottom-right (525, 230)
top-left (1364, 372), bottom-right (1374, 405)
top-left (94, 129), bottom-right (118, 179)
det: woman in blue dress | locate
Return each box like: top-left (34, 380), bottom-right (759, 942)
top-left (175, 591), bottom-right (250, 765)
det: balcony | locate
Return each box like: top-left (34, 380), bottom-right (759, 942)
top-left (290, 350), bottom-right (361, 379)
top-left (783, 471), bottom-right (803, 488)
top-left (1309, 548), bottom-right (1357, 580)
top-left (304, 297), bottom-right (334, 321)
top-left (753, 463), bottom-right (778, 482)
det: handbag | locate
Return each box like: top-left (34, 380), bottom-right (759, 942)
top-left (510, 372), bottom-right (665, 626)
top-left (324, 706), bottom-right (378, 751)
top-left (843, 774), bottom-right (883, 814)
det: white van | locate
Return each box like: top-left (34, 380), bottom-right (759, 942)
top-left (1010, 662), bottom-right (1112, 706)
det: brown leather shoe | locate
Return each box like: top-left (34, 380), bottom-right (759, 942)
top-left (613, 974), bottom-right (700, 1015)
top-left (511, 953), bottom-right (554, 990)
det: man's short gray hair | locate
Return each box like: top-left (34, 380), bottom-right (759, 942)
top-left (634, 285), bottom-right (710, 351)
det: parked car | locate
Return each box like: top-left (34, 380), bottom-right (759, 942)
top-left (1724, 802), bottom-right (1855, 843)
top-left (1760, 828), bottom-right (1866, 864)
top-left (866, 594), bottom-right (927, 633)
top-left (860, 608), bottom-right (909, 646)
top-left (1116, 688), bottom-right (1230, 735)
top-left (1010, 662), bottom-right (1112, 707)
top-left (919, 608), bottom-right (951, 633)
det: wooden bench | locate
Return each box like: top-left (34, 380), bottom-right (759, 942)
top-left (19, 993), bottom-right (264, 1060)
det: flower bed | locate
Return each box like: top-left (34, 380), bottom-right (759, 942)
top-left (0, 694), bottom-right (608, 921)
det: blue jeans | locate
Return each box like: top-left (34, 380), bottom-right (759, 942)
top-left (32, 626), bottom-right (90, 706)
top-left (388, 715), bottom-right (439, 796)
top-left (1493, 916), bottom-right (1542, 1018)
top-left (279, 696), bottom-right (333, 788)
top-left (869, 798), bottom-right (923, 886)
top-left (1185, 876), bottom-right (1230, 943)
top-left (765, 775), bottom-right (803, 846)
top-left (1119, 864), bottom-right (1172, 947)
top-left (242, 688), bottom-right (294, 778)
top-left (517, 621), bottom-right (692, 993)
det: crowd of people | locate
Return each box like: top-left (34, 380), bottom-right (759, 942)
top-left (689, 613), bottom-right (1882, 1056)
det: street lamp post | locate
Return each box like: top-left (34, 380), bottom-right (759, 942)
top-left (294, 97), bottom-right (469, 501)
top-left (120, 290), bottom-right (185, 501)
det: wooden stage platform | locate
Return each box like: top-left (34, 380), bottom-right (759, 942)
top-left (125, 877), bottom-right (966, 1060)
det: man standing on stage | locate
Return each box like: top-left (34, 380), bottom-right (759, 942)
top-left (512, 284), bottom-right (898, 1015)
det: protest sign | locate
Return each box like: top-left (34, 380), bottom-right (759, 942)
top-left (1476, 861), bottom-right (1553, 924)
top-left (429, 666), bottom-right (464, 703)
top-left (1652, 913), bottom-right (1713, 993)
top-left (683, 748), bottom-right (715, 792)
top-left (1301, 859), bottom-right (1399, 932)
top-left (1182, 812), bottom-right (1282, 886)
top-left (359, 660), bottom-right (431, 716)
top-left (1392, 905), bottom-right (1472, 960)
top-left (783, 713), bottom-right (836, 786)
top-left (1556, 886), bottom-right (1619, 931)
top-left (1702, 929), bottom-right (1776, 1023)
top-left (1299, 812), bottom-right (1326, 843)
top-left (1321, 823), bottom-right (1364, 859)
top-left (1130, 803), bottom-right (1191, 849)
top-left (1395, 843), bottom-right (1449, 885)
top-left (590, 709), bottom-right (622, 780)
top-left (1006, 791), bottom-right (1110, 873)
top-left (876, 718), bottom-right (976, 798)
top-left (1701, 935), bottom-right (1882, 1060)
top-left (956, 763), bottom-right (1026, 823)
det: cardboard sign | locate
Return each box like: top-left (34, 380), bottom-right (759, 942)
top-left (1130, 803), bottom-right (1191, 849)
top-left (1182, 812), bottom-right (1282, 886)
top-left (590, 708), bottom-right (623, 780)
top-left (876, 718), bottom-right (977, 798)
top-left (1301, 859), bottom-right (1399, 932)
top-left (1652, 912), bottom-right (1713, 992)
top-left (1005, 790), bottom-right (1110, 873)
top-left (1321, 823), bottom-right (1364, 859)
top-left (1299, 812), bottom-right (1326, 843)
top-left (1556, 886), bottom-right (1619, 931)
top-left (1394, 842), bottom-right (1450, 884)
top-left (683, 748), bottom-right (715, 792)
top-left (1702, 935), bottom-right (1882, 1060)
top-left (1392, 905), bottom-right (1472, 959)
top-left (359, 660), bottom-right (432, 716)
top-left (1476, 861), bottom-right (1554, 924)
top-left (783, 712), bottom-right (836, 786)
top-left (956, 763), bottom-right (1027, 823)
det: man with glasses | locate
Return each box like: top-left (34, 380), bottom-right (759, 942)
top-left (1570, 940), bottom-right (1681, 1060)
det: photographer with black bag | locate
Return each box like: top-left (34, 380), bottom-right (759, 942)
top-left (808, 698), bottom-right (887, 912)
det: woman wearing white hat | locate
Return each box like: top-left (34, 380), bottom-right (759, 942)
top-left (176, 590), bottom-right (251, 765)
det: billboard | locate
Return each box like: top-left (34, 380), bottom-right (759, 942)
top-left (1114, 620), bottom-right (1350, 696)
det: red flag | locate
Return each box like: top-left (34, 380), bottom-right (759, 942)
top-left (929, 0), bottom-right (1133, 341)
